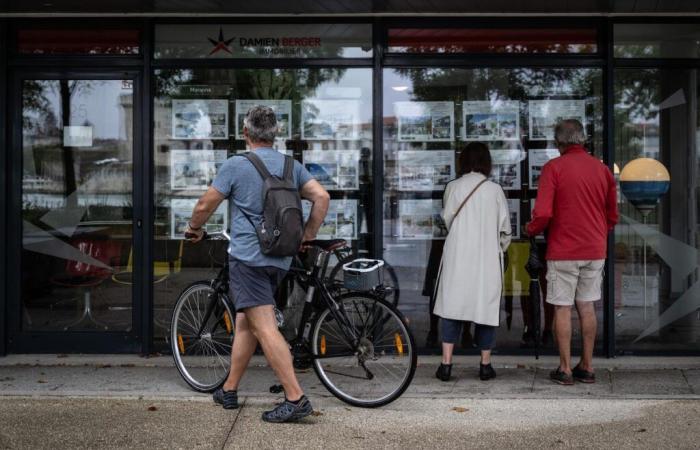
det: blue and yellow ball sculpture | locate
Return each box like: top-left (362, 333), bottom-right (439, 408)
top-left (619, 158), bottom-right (670, 215)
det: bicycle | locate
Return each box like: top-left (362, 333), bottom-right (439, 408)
top-left (170, 232), bottom-right (417, 407)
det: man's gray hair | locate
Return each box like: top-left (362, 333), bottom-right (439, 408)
top-left (244, 105), bottom-right (277, 143)
top-left (554, 119), bottom-right (587, 146)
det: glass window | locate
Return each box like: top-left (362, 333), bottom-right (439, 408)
top-left (388, 28), bottom-right (598, 54)
top-left (614, 68), bottom-right (700, 352)
top-left (155, 24), bottom-right (372, 59)
top-left (383, 67), bottom-right (603, 350)
top-left (152, 68), bottom-right (373, 346)
top-left (614, 24), bottom-right (700, 58)
top-left (17, 29), bottom-right (140, 55)
top-left (21, 78), bottom-right (135, 331)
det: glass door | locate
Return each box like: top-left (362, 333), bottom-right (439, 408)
top-left (9, 72), bottom-right (142, 352)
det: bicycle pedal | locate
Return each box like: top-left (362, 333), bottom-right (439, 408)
top-left (269, 384), bottom-right (285, 394)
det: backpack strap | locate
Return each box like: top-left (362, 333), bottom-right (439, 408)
top-left (242, 152), bottom-right (272, 180)
top-left (282, 155), bottom-right (294, 181)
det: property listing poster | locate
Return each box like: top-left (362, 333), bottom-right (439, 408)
top-left (507, 199), bottom-right (521, 239)
top-left (528, 149), bottom-right (560, 188)
top-left (170, 149), bottom-right (227, 191)
top-left (489, 149), bottom-right (522, 190)
top-left (398, 199), bottom-right (447, 240)
top-left (301, 99), bottom-right (361, 140)
top-left (528, 99), bottom-right (586, 141)
top-left (235, 100), bottom-right (292, 140)
top-left (302, 199), bottom-right (357, 240)
top-left (302, 150), bottom-right (360, 190)
top-left (170, 198), bottom-right (228, 239)
top-left (172, 99), bottom-right (229, 140)
top-left (395, 101), bottom-right (455, 142)
top-left (234, 149), bottom-right (293, 157)
top-left (397, 150), bottom-right (455, 191)
top-left (463, 100), bottom-right (519, 141)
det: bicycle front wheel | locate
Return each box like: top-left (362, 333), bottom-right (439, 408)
top-left (171, 281), bottom-right (234, 392)
top-left (311, 294), bottom-right (416, 407)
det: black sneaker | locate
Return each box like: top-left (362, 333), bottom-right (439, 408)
top-left (435, 363), bottom-right (452, 382)
top-left (213, 387), bottom-right (239, 409)
top-left (572, 365), bottom-right (596, 384)
top-left (549, 368), bottom-right (574, 385)
top-left (262, 396), bottom-right (313, 423)
top-left (479, 363), bottom-right (496, 381)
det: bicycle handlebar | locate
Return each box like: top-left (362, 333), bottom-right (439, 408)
top-left (184, 230), bottom-right (231, 241)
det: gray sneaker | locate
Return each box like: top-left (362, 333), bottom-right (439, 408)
top-left (261, 396), bottom-right (313, 423)
top-left (213, 387), bottom-right (239, 409)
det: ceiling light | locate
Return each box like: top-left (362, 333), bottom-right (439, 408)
top-left (391, 86), bottom-right (409, 92)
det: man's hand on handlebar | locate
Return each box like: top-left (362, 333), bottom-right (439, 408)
top-left (185, 224), bottom-right (205, 243)
top-left (299, 231), bottom-right (316, 252)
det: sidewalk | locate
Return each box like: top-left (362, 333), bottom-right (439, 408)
top-left (1, 355), bottom-right (699, 449)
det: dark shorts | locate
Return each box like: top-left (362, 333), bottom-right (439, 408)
top-left (229, 257), bottom-right (288, 312)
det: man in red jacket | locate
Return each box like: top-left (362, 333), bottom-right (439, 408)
top-left (526, 119), bottom-right (618, 385)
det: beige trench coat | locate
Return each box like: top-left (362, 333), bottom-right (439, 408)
top-left (433, 172), bottom-right (512, 326)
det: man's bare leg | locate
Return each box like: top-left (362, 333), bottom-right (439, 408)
top-left (245, 304), bottom-right (304, 401)
top-left (553, 305), bottom-right (573, 374)
top-left (575, 300), bottom-right (597, 372)
top-left (223, 312), bottom-right (258, 392)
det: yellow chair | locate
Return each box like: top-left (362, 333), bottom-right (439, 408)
top-left (112, 240), bottom-right (184, 285)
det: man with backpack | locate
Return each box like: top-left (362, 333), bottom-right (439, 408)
top-left (185, 105), bottom-right (330, 423)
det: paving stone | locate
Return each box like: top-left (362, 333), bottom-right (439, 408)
top-left (612, 370), bottom-right (692, 396)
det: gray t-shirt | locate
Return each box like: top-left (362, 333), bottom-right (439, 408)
top-left (211, 148), bottom-right (314, 270)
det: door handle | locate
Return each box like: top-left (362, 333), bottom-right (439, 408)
top-left (137, 219), bottom-right (142, 229)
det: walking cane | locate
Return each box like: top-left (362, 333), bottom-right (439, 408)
top-left (525, 238), bottom-right (545, 360)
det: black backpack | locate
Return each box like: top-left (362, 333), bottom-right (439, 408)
top-left (239, 152), bottom-right (304, 257)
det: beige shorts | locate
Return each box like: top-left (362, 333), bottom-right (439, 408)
top-left (546, 260), bottom-right (605, 306)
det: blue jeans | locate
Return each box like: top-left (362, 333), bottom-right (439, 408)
top-left (441, 319), bottom-right (497, 351)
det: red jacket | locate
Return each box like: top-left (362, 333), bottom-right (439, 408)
top-left (526, 145), bottom-right (618, 260)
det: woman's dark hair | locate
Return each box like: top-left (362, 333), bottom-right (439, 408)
top-left (458, 142), bottom-right (492, 177)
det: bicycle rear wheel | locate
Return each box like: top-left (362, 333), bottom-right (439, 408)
top-left (171, 281), bottom-right (234, 392)
top-left (311, 293), bottom-right (416, 407)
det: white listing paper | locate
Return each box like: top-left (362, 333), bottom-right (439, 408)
top-left (63, 126), bottom-right (93, 147)
top-left (170, 149), bottom-right (227, 191)
top-left (528, 100), bottom-right (586, 141)
top-left (528, 149), bottom-right (560, 188)
top-left (302, 199), bottom-right (358, 240)
top-left (398, 150), bottom-right (455, 191)
top-left (463, 100), bottom-right (519, 141)
top-left (172, 99), bottom-right (229, 140)
top-left (395, 101), bottom-right (455, 142)
top-left (235, 100), bottom-right (292, 140)
top-left (490, 149), bottom-right (523, 190)
top-left (301, 99), bottom-right (361, 140)
top-left (398, 199), bottom-right (447, 240)
top-left (507, 199), bottom-right (521, 239)
top-left (302, 150), bottom-right (360, 190)
top-left (170, 198), bottom-right (228, 239)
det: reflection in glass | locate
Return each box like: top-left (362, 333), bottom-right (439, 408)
top-left (21, 79), bottom-right (134, 331)
top-left (614, 24), bottom-right (700, 59)
top-left (614, 68), bottom-right (700, 351)
top-left (152, 68), bottom-right (373, 347)
top-left (383, 67), bottom-right (603, 351)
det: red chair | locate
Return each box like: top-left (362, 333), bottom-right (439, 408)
top-left (50, 239), bottom-right (121, 330)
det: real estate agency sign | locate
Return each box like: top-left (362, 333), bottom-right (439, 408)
top-left (155, 24), bottom-right (371, 59)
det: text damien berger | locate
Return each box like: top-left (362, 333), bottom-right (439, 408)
top-left (239, 37), bottom-right (321, 47)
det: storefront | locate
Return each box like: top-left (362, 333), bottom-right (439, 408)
top-left (1, 9), bottom-right (699, 356)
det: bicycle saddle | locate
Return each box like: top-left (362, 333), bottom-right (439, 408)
top-left (305, 239), bottom-right (347, 251)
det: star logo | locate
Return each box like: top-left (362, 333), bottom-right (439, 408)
top-left (208, 28), bottom-right (234, 56)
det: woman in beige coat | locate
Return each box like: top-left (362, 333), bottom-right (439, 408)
top-left (434, 142), bottom-right (512, 382)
